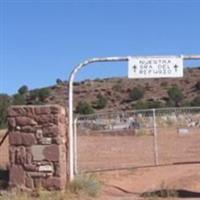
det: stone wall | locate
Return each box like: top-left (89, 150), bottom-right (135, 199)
top-left (7, 105), bottom-right (67, 191)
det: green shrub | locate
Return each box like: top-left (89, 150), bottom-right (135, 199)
top-left (93, 94), bottom-right (107, 109)
top-left (29, 88), bottom-right (50, 104)
top-left (147, 101), bottom-right (163, 109)
top-left (12, 94), bottom-right (26, 105)
top-left (76, 102), bottom-right (94, 115)
top-left (38, 88), bottom-right (50, 102)
top-left (0, 94), bottom-right (11, 129)
top-left (191, 96), bottom-right (200, 106)
top-left (133, 100), bottom-right (163, 110)
top-left (133, 100), bottom-right (148, 110)
top-left (129, 87), bottom-right (144, 101)
top-left (167, 86), bottom-right (183, 106)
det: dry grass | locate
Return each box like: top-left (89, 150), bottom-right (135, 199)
top-left (68, 174), bottom-right (101, 197)
top-left (0, 175), bottom-right (101, 200)
top-left (142, 181), bottom-right (178, 200)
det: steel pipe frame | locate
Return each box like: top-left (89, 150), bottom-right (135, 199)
top-left (68, 54), bottom-right (200, 181)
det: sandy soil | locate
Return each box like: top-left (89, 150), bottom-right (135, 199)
top-left (77, 129), bottom-right (200, 199)
top-left (77, 129), bottom-right (200, 172)
top-left (1, 128), bottom-right (200, 199)
top-left (0, 130), bottom-right (8, 169)
top-left (93, 164), bottom-right (200, 199)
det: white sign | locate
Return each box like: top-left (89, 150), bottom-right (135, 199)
top-left (128, 56), bottom-right (183, 79)
top-left (178, 128), bottom-right (189, 135)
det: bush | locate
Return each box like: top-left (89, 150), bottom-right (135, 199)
top-left (93, 94), bottom-right (107, 109)
top-left (18, 85), bottom-right (28, 95)
top-left (132, 100), bottom-right (164, 110)
top-left (167, 86), bottom-right (183, 106)
top-left (76, 102), bottom-right (94, 115)
top-left (38, 88), bottom-right (50, 102)
top-left (147, 101), bottom-right (164, 109)
top-left (0, 94), bottom-right (11, 129)
top-left (129, 87), bottom-right (144, 101)
top-left (12, 94), bottom-right (26, 105)
top-left (29, 88), bottom-right (50, 104)
top-left (191, 96), bottom-right (200, 106)
top-left (133, 100), bottom-right (148, 110)
top-left (68, 174), bottom-right (101, 197)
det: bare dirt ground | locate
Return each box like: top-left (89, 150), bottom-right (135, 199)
top-left (1, 129), bottom-right (200, 199)
top-left (94, 164), bottom-right (200, 200)
top-left (77, 129), bottom-right (200, 199)
top-left (77, 128), bottom-right (200, 172)
top-left (0, 129), bottom-right (8, 169)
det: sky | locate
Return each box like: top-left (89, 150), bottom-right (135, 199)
top-left (0, 0), bottom-right (200, 95)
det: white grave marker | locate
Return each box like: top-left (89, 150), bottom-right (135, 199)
top-left (128, 56), bottom-right (183, 79)
top-left (38, 165), bottom-right (53, 172)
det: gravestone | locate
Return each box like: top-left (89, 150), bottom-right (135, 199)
top-left (7, 105), bottom-right (68, 191)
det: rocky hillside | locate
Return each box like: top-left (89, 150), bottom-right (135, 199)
top-left (45, 67), bottom-right (200, 112)
top-left (1, 68), bottom-right (200, 129)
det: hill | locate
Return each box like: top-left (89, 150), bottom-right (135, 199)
top-left (45, 68), bottom-right (200, 111)
top-left (0, 68), bottom-right (200, 128)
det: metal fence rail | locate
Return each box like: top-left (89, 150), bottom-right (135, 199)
top-left (75, 107), bottom-right (200, 173)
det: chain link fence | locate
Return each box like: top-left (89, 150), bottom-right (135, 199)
top-left (75, 107), bottom-right (200, 173)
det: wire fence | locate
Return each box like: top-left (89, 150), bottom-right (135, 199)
top-left (75, 107), bottom-right (200, 173)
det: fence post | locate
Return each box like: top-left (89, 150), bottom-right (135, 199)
top-left (152, 109), bottom-right (159, 166)
top-left (73, 117), bottom-right (78, 175)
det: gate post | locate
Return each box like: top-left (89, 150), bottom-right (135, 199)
top-left (152, 109), bottom-right (159, 165)
top-left (8, 105), bottom-right (68, 190)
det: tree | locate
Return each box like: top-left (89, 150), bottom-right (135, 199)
top-left (0, 94), bottom-right (11, 129)
top-left (18, 85), bottom-right (28, 95)
top-left (56, 78), bottom-right (63, 85)
top-left (94, 94), bottom-right (107, 109)
top-left (167, 86), bottom-right (183, 106)
top-left (129, 87), bottom-right (144, 101)
top-left (76, 102), bottom-right (94, 115)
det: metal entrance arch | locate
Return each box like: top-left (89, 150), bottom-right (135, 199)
top-left (68, 55), bottom-right (200, 181)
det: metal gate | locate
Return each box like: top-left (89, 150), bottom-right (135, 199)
top-left (75, 107), bottom-right (200, 173)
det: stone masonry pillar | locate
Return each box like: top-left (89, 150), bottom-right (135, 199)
top-left (7, 105), bottom-right (68, 190)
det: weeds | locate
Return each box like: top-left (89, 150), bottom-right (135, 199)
top-left (68, 174), bottom-right (101, 197)
top-left (142, 181), bottom-right (178, 199)
top-left (0, 174), bottom-right (101, 200)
